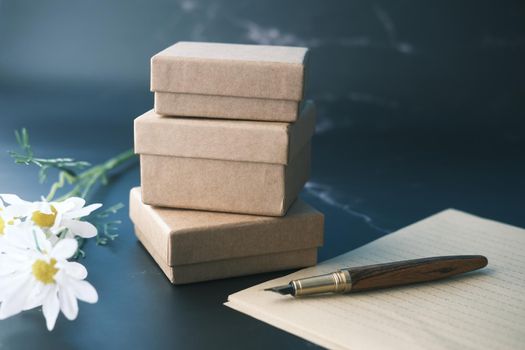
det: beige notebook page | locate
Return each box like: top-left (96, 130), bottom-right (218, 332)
top-left (226, 209), bottom-right (525, 350)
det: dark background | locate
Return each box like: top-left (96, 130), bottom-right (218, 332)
top-left (0, 1), bottom-right (524, 348)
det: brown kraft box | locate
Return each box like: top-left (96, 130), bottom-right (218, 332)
top-left (129, 187), bottom-right (324, 284)
top-left (134, 101), bottom-right (316, 216)
top-left (151, 41), bottom-right (309, 122)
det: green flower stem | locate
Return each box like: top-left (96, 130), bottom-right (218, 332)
top-left (45, 171), bottom-right (77, 202)
top-left (48, 148), bottom-right (136, 202)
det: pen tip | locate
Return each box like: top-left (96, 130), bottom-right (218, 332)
top-left (264, 284), bottom-right (294, 296)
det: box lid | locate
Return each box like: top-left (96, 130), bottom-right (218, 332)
top-left (151, 41), bottom-right (309, 101)
top-left (129, 187), bottom-right (324, 266)
top-left (134, 101), bottom-right (316, 165)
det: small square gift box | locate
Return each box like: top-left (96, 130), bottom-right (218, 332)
top-left (151, 41), bottom-right (309, 122)
top-left (134, 101), bottom-right (316, 216)
top-left (129, 188), bottom-right (324, 284)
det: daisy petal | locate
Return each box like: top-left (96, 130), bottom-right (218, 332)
top-left (42, 285), bottom-right (60, 331)
top-left (23, 283), bottom-right (46, 311)
top-left (0, 269), bottom-right (32, 301)
top-left (0, 194), bottom-right (30, 206)
top-left (0, 258), bottom-right (30, 276)
top-left (34, 228), bottom-right (53, 253)
top-left (63, 261), bottom-right (88, 280)
top-left (71, 279), bottom-right (98, 303)
top-left (51, 239), bottom-right (78, 260)
top-left (0, 274), bottom-right (34, 319)
top-left (63, 203), bottom-right (102, 219)
top-left (49, 212), bottom-right (63, 234)
top-left (0, 275), bottom-right (18, 301)
top-left (59, 285), bottom-right (78, 320)
top-left (53, 197), bottom-right (82, 213)
top-left (39, 202), bottom-right (53, 215)
top-left (66, 197), bottom-right (86, 209)
top-left (2, 227), bottom-right (31, 247)
top-left (4, 204), bottom-right (29, 218)
top-left (63, 219), bottom-right (97, 238)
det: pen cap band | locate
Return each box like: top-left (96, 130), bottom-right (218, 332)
top-left (293, 270), bottom-right (352, 296)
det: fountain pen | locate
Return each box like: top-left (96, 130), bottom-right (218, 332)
top-left (265, 255), bottom-right (488, 297)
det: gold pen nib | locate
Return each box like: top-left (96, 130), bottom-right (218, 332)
top-left (264, 284), bottom-right (294, 295)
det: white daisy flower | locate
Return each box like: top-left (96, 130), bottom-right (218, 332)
top-left (0, 227), bottom-right (98, 331)
top-left (0, 194), bottom-right (102, 239)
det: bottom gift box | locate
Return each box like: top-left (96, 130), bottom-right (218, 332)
top-left (129, 187), bottom-right (324, 284)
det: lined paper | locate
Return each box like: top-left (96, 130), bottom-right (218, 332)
top-left (225, 209), bottom-right (525, 350)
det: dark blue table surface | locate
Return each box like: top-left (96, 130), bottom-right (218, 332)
top-left (0, 1), bottom-right (524, 348)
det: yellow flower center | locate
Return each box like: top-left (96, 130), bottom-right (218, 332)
top-left (32, 258), bottom-right (58, 284)
top-left (32, 205), bottom-right (58, 228)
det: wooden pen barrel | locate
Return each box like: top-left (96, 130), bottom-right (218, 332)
top-left (347, 255), bottom-right (488, 292)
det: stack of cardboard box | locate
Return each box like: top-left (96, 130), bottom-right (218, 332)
top-left (130, 42), bottom-right (324, 284)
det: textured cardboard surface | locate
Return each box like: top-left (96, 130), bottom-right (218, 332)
top-left (129, 187), bottom-right (324, 267)
top-left (134, 101), bottom-right (315, 165)
top-left (135, 226), bottom-right (318, 285)
top-left (151, 42), bottom-right (309, 101)
top-left (154, 92), bottom-right (301, 122)
top-left (140, 141), bottom-right (310, 216)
